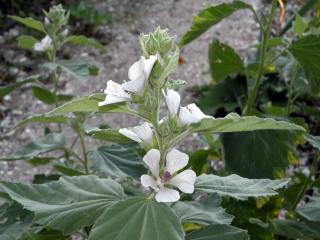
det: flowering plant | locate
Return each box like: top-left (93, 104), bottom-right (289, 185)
top-left (0, 25), bottom-right (305, 239)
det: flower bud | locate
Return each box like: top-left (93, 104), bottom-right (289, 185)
top-left (140, 27), bottom-right (175, 55)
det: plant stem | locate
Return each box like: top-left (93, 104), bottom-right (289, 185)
top-left (79, 133), bottom-right (90, 174)
top-left (244, 0), bottom-right (277, 115)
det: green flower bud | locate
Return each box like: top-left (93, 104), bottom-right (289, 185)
top-left (140, 27), bottom-right (176, 56)
top-left (44, 4), bottom-right (70, 30)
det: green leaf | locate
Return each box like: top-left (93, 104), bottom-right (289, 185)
top-left (269, 219), bottom-right (320, 238)
top-left (86, 128), bottom-right (134, 143)
top-left (49, 94), bottom-right (132, 115)
top-left (88, 144), bottom-right (146, 180)
top-left (65, 35), bottom-right (106, 52)
top-left (32, 85), bottom-right (56, 104)
top-left (49, 94), bottom-right (104, 114)
top-left (0, 75), bottom-right (39, 98)
top-left (195, 174), bottom-right (289, 200)
top-left (173, 194), bottom-right (233, 225)
top-left (0, 133), bottom-right (65, 161)
top-left (304, 134), bottom-right (320, 151)
top-left (179, 1), bottom-right (254, 46)
top-left (209, 39), bottom-right (244, 83)
top-left (28, 157), bottom-right (56, 166)
top-left (16, 114), bottom-right (71, 128)
top-left (192, 113), bottom-right (305, 133)
top-left (44, 59), bottom-right (99, 81)
top-left (0, 176), bottom-right (125, 234)
top-left (8, 15), bottom-right (45, 32)
top-left (158, 47), bottom-right (180, 83)
top-left (289, 35), bottom-right (320, 94)
top-left (296, 196), bottom-right (320, 222)
top-left (186, 224), bottom-right (249, 240)
top-left (294, 15), bottom-right (308, 37)
top-left (53, 165), bottom-right (85, 176)
top-left (221, 130), bottom-right (296, 178)
top-left (17, 35), bottom-right (38, 49)
top-left (89, 197), bottom-right (184, 240)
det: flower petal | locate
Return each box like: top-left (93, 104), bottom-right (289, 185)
top-left (155, 187), bottom-right (180, 202)
top-left (34, 35), bottom-right (52, 51)
top-left (131, 122), bottom-right (153, 145)
top-left (99, 80), bottom-right (131, 106)
top-left (162, 89), bottom-right (180, 116)
top-left (170, 170), bottom-right (196, 194)
top-left (178, 103), bottom-right (211, 125)
top-left (128, 57), bottom-right (145, 82)
top-left (143, 55), bottom-right (157, 77)
top-left (119, 128), bottom-right (142, 143)
top-left (141, 174), bottom-right (159, 191)
top-left (165, 148), bottom-right (189, 175)
top-left (122, 79), bottom-right (145, 94)
top-left (143, 149), bottom-right (161, 177)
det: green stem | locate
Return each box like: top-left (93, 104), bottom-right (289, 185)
top-left (79, 133), bottom-right (90, 174)
top-left (244, 0), bottom-right (277, 115)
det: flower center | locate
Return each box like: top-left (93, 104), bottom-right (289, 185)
top-left (161, 171), bottom-right (171, 183)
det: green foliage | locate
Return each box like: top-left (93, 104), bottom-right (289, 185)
top-left (85, 128), bottom-right (134, 143)
top-left (17, 35), bottom-right (38, 49)
top-left (173, 194), bottom-right (233, 225)
top-left (289, 35), bottom-right (320, 94)
top-left (89, 197), bottom-right (185, 240)
top-left (8, 15), bottom-right (45, 32)
top-left (195, 174), bottom-right (289, 200)
top-left (0, 176), bottom-right (124, 234)
top-left (179, 0), bottom-right (254, 46)
top-left (0, 75), bottom-right (39, 99)
top-left (186, 224), bottom-right (249, 240)
top-left (209, 39), bottom-right (244, 84)
top-left (296, 196), bottom-right (320, 222)
top-left (88, 144), bottom-right (146, 180)
top-left (221, 130), bottom-right (297, 178)
top-left (0, 133), bottom-right (65, 161)
top-left (65, 35), bottom-right (106, 52)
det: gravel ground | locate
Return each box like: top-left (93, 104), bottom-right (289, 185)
top-left (0, 0), bottom-right (261, 181)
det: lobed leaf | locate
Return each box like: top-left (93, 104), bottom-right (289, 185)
top-left (88, 144), bottom-right (146, 180)
top-left (179, 1), bottom-right (254, 46)
top-left (0, 176), bottom-right (125, 234)
top-left (195, 174), bottom-right (289, 200)
top-left (89, 197), bottom-right (184, 240)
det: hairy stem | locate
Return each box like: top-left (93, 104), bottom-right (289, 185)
top-left (79, 133), bottom-right (90, 174)
top-left (244, 0), bottom-right (277, 115)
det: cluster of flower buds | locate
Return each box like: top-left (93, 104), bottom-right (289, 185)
top-left (34, 4), bottom-right (69, 53)
top-left (99, 28), bottom-right (212, 202)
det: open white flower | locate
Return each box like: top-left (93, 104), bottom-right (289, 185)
top-left (141, 148), bottom-right (196, 202)
top-left (119, 122), bottom-right (153, 145)
top-left (179, 103), bottom-right (212, 125)
top-left (122, 55), bottom-right (157, 93)
top-left (33, 35), bottom-right (52, 51)
top-left (98, 80), bottom-right (131, 106)
top-left (162, 89), bottom-right (180, 116)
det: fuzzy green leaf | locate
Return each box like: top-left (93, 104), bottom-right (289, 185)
top-left (0, 176), bottom-right (124, 234)
top-left (195, 174), bottom-right (289, 200)
top-left (89, 197), bottom-right (184, 240)
top-left (192, 113), bottom-right (305, 133)
top-left (0, 75), bottom-right (39, 98)
top-left (296, 197), bottom-right (320, 222)
top-left (16, 114), bottom-right (71, 128)
top-left (17, 35), bottom-right (38, 49)
top-left (86, 128), bottom-right (134, 143)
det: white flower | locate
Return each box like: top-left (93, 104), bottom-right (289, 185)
top-left (162, 89), bottom-right (180, 116)
top-left (141, 148), bottom-right (196, 202)
top-left (178, 103), bottom-right (212, 125)
top-left (44, 17), bottom-right (50, 26)
top-left (98, 80), bottom-right (131, 106)
top-left (119, 122), bottom-right (153, 145)
top-left (122, 55), bottom-right (157, 93)
top-left (33, 35), bottom-right (52, 51)
top-left (61, 29), bottom-right (69, 37)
